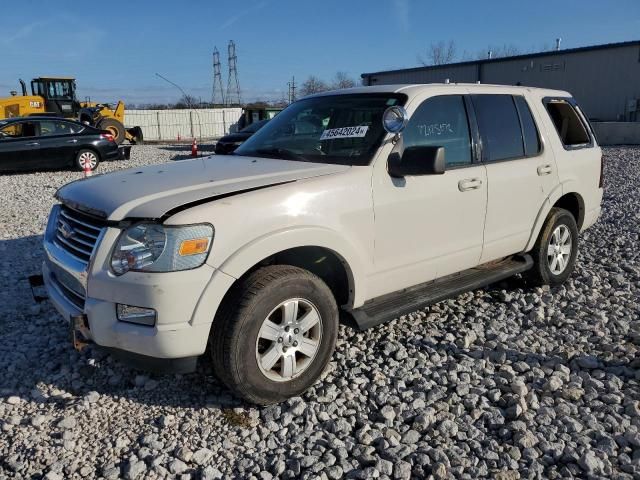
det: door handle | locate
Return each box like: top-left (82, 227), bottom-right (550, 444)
top-left (537, 164), bottom-right (553, 176)
top-left (458, 178), bottom-right (483, 192)
top-left (25, 142), bottom-right (40, 146)
top-left (66, 139), bottom-right (78, 144)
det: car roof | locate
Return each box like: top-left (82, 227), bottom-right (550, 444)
top-left (0, 116), bottom-right (84, 124)
top-left (306, 83), bottom-right (572, 99)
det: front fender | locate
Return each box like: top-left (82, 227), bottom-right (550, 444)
top-left (213, 226), bottom-right (367, 308)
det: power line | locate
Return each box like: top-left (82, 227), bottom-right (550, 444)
top-left (226, 40), bottom-right (242, 106)
top-left (212, 47), bottom-right (225, 106)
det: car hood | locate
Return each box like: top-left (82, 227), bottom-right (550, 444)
top-left (56, 155), bottom-right (350, 221)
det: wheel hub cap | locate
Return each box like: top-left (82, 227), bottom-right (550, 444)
top-left (255, 298), bottom-right (322, 382)
top-left (547, 225), bottom-right (572, 275)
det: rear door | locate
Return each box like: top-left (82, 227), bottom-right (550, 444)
top-left (36, 120), bottom-right (82, 167)
top-left (472, 94), bottom-right (559, 263)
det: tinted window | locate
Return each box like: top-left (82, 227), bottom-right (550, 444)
top-left (2, 122), bottom-right (37, 137)
top-left (0, 123), bottom-right (22, 138)
top-left (514, 96), bottom-right (541, 156)
top-left (545, 100), bottom-right (590, 146)
top-left (403, 95), bottom-right (472, 167)
top-left (38, 120), bottom-right (83, 136)
top-left (472, 94), bottom-right (524, 162)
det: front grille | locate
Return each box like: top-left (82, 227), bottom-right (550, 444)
top-left (51, 272), bottom-right (85, 310)
top-left (53, 206), bottom-right (105, 264)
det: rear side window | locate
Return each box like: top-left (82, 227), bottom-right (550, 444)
top-left (514, 96), bottom-right (541, 156)
top-left (403, 95), bottom-right (472, 167)
top-left (545, 99), bottom-right (591, 147)
top-left (472, 94), bottom-right (524, 162)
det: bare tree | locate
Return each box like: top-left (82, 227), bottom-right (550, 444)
top-left (173, 94), bottom-right (199, 109)
top-left (420, 40), bottom-right (457, 66)
top-left (478, 44), bottom-right (522, 60)
top-left (300, 76), bottom-right (329, 96)
top-left (332, 71), bottom-right (356, 90)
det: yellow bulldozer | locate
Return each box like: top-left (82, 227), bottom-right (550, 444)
top-left (0, 77), bottom-right (142, 145)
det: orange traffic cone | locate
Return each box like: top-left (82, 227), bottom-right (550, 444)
top-left (191, 138), bottom-right (198, 157)
top-left (83, 162), bottom-right (92, 178)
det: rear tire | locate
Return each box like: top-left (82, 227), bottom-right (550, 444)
top-left (98, 118), bottom-right (126, 144)
top-left (210, 265), bottom-right (339, 405)
top-left (527, 207), bottom-right (578, 286)
top-left (74, 149), bottom-right (99, 171)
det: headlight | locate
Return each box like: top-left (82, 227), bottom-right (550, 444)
top-left (110, 223), bottom-right (213, 275)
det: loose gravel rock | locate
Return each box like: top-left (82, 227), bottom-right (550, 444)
top-left (1, 146), bottom-right (639, 479)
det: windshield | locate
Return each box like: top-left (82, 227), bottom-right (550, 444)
top-left (234, 93), bottom-right (407, 166)
top-left (241, 119), bottom-right (268, 133)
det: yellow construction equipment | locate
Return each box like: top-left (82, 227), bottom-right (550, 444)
top-left (0, 77), bottom-right (142, 144)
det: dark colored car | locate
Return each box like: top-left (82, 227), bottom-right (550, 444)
top-left (0, 117), bottom-right (126, 173)
top-left (215, 119), bottom-right (269, 155)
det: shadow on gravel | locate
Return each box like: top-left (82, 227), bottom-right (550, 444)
top-left (0, 234), bottom-right (245, 412)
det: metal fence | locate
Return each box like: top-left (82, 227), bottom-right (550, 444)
top-left (124, 108), bottom-right (243, 141)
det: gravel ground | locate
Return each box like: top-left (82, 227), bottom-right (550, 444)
top-left (0, 146), bottom-right (639, 480)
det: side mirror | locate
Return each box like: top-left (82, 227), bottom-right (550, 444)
top-left (388, 145), bottom-right (446, 177)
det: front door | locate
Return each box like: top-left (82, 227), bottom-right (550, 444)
top-left (370, 94), bottom-right (488, 299)
top-left (0, 121), bottom-right (41, 171)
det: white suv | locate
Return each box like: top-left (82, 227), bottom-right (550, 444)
top-left (43, 84), bottom-right (603, 404)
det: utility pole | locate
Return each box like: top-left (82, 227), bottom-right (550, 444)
top-left (287, 76), bottom-right (296, 104)
top-left (226, 40), bottom-right (241, 106)
top-left (212, 47), bottom-right (225, 106)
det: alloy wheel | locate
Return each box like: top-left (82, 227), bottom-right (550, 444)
top-left (547, 224), bottom-right (572, 274)
top-left (255, 298), bottom-right (323, 382)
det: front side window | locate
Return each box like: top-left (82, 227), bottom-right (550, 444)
top-left (234, 93), bottom-right (407, 166)
top-left (472, 94), bottom-right (524, 162)
top-left (545, 99), bottom-right (591, 147)
top-left (0, 122), bottom-right (23, 138)
top-left (403, 95), bottom-right (472, 167)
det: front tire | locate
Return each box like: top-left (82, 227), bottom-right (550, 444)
top-left (210, 265), bottom-right (339, 405)
top-left (74, 149), bottom-right (99, 171)
top-left (527, 207), bottom-right (578, 286)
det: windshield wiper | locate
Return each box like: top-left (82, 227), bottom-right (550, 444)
top-left (253, 147), bottom-right (308, 162)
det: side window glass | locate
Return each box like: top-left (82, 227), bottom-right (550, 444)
top-left (21, 122), bottom-right (37, 137)
top-left (403, 95), bottom-right (472, 167)
top-left (0, 123), bottom-right (23, 138)
top-left (514, 96), bottom-right (541, 156)
top-left (472, 94), bottom-right (524, 162)
top-left (545, 100), bottom-right (590, 147)
top-left (39, 121), bottom-right (75, 136)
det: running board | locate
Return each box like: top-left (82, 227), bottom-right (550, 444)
top-left (347, 255), bottom-right (533, 330)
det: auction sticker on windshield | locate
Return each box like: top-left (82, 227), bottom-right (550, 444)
top-left (320, 126), bottom-right (369, 140)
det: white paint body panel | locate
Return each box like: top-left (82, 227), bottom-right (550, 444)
top-left (44, 83), bottom-right (603, 361)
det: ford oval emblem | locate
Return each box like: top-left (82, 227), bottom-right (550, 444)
top-left (59, 220), bottom-right (75, 240)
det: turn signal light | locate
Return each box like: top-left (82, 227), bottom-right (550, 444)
top-left (179, 238), bottom-right (210, 256)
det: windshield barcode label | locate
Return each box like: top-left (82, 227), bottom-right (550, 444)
top-left (320, 126), bottom-right (369, 140)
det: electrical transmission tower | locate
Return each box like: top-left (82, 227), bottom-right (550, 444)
top-left (212, 47), bottom-right (225, 106)
top-left (287, 76), bottom-right (296, 104)
top-left (226, 40), bottom-right (241, 106)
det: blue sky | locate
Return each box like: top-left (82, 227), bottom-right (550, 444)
top-left (2, 0), bottom-right (639, 105)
